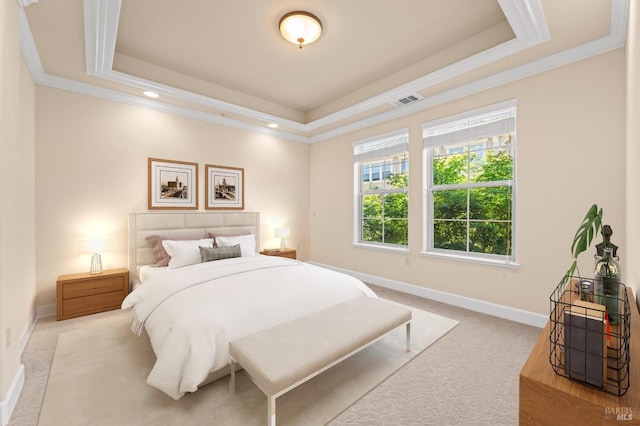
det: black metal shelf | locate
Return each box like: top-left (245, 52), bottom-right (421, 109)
top-left (549, 276), bottom-right (630, 396)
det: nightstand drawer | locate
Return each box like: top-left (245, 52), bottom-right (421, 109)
top-left (275, 251), bottom-right (296, 259)
top-left (56, 268), bottom-right (129, 320)
top-left (260, 248), bottom-right (297, 259)
top-left (62, 291), bottom-right (125, 318)
top-left (62, 276), bottom-right (125, 299)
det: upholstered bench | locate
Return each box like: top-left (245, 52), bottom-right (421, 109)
top-left (228, 296), bottom-right (412, 426)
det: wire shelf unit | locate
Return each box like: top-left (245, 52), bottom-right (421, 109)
top-left (549, 276), bottom-right (631, 396)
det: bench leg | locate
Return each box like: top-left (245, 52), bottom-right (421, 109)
top-left (268, 395), bottom-right (276, 426)
top-left (405, 322), bottom-right (411, 351)
top-left (229, 361), bottom-right (236, 395)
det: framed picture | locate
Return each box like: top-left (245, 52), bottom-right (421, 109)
top-left (148, 158), bottom-right (198, 210)
top-left (205, 164), bottom-right (244, 210)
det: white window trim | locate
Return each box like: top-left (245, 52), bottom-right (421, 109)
top-left (352, 241), bottom-right (410, 254)
top-left (419, 249), bottom-right (520, 268)
top-left (422, 100), bottom-right (518, 266)
top-left (353, 128), bottom-right (410, 249)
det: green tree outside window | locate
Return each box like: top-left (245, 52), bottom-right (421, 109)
top-left (432, 144), bottom-right (513, 256)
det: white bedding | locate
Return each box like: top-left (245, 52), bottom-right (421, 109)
top-left (138, 265), bottom-right (168, 283)
top-left (121, 255), bottom-right (376, 400)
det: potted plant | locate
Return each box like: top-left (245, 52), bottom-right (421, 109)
top-left (561, 203), bottom-right (602, 286)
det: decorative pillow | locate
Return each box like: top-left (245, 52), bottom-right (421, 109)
top-left (162, 238), bottom-right (214, 268)
top-left (146, 233), bottom-right (205, 267)
top-left (208, 230), bottom-right (251, 247)
top-left (199, 244), bottom-right (241, 263)
top-left (215, 234), bottom-right (257, 257)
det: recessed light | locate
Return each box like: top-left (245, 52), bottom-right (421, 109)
top-left (268, 123), bottom-right (279, 129)
top-left (143, 91), bottom-right (159, 99)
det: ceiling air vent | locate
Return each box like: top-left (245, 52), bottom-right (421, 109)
top-left (390, 93), bottom-right (424, 108)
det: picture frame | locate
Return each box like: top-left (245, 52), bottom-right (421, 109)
top-left (205, 164), bottom-right (244, 210)
top-left (148, 158), bottom-right (198, 210)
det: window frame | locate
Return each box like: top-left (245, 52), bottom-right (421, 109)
top-left (421, 100), bottom-right (518, 267)
top-left (353, 129), bottom-right (410, 252)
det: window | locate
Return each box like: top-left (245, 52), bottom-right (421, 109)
top-left (354, 130), bottom-right (409, 249)
top-left (422, 101), bottom-right (516, 264)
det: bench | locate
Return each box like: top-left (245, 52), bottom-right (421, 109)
top-left (228, 296), bottom-right (412, 426)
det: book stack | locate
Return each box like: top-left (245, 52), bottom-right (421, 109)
top-left (564, 300), bottom-right (607, 387)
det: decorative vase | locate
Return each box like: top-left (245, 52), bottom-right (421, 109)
top-left (594, 247), bottom-right (621, 324)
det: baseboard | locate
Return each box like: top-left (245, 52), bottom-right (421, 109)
top-left (37, 303), bottom-right (56, 319)
top-left (308, 261), bottom-right (548, 328)
top-left (0, 364), bottom-right (24, 426)
top-left (2, 303), bottom-right (54, 425)
top-left (19, 306), bottom-right (38, 356)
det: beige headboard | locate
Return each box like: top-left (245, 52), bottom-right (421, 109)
top-left (128, 212), bottom-right (260, 284)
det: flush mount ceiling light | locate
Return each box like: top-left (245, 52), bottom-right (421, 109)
top-left (279, 11), bottom-right (323, 49)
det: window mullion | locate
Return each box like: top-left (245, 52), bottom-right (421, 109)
top-left (432, 180), bottom-right (511, 191)
top-left (354, 131), bottom-right (409, 249)
top-left (423, 102), bottom-right (516, 263)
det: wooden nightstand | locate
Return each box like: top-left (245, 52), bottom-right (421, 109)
top-left (56, 268), bottom-right (129, 321)
top-left (260, 248), bottom-right (297, 260)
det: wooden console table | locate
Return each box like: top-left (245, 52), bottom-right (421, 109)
top-left (519, 287), bottom-right (640, 425)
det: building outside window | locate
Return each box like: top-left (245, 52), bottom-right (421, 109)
top-left (422, 101), bottom-right (517, 265)
top-left (353, 130), bottom-right (409, 249)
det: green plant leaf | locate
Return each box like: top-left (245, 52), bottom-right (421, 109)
top-left (570, 204), bottom-right (602, 259)
top-left (561, 204), bottom-right (603, 285)
top-left (561, 260), bottom-right (578, 285)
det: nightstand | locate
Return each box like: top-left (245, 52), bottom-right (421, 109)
top-left (56, 268), bottom-right (129, 321)
top-left (260, 248), bottom-right (297, 260)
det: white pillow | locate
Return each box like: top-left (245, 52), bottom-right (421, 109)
top-left (216, 234), bottom-right (257, 257)
top-left (162, 238), bottom-right (214, 268)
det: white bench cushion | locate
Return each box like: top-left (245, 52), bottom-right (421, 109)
top-left (229, 296), bottom-right (412, 396)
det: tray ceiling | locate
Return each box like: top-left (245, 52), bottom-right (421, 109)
top-left (20, 0), bottom-right (627, 143)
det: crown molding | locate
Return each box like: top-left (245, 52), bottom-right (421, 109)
top-left (498, 0), bottom-right (551, 42)
top-left (18, 0), bottom-right (629, 143)
top-left (84, 0), bottom-right (551, 133)
top-left (107, 70), bottom-right (309, 133)
top-left (316, 0), bottom-right (553, 129)
top-left (83, 0), bottom-right (121, 76)
top-left (309, 0), bottom-right (629, 143)
top-left (18, 7), bottom-right (44, 78)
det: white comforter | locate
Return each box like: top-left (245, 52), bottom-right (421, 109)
top-left (121, 255), bottom-right (376, 400)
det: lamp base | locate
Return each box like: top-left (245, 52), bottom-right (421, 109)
top-left (90, 253), bottom-right (103, 274)
top-left (280, 238), bottom-right (286, 250)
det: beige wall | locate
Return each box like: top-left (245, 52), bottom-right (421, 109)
top-left (35, 87), bottom-right (310, 306)
top-left (0, 0), bottom-right (37, 411)
top-left (1, 2), bottom-right (636, 418)
top-left (626, 0), bottom-right (640, 307)
top-left (310, 49), bottom-right (627, 316)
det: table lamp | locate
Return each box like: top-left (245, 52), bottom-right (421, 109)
top-left (274, 228), bottom-right (290, 250)
top-left (79, 238), bottom-right (113, 274)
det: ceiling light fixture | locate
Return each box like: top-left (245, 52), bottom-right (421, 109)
top-left (268, 123), bottom-right (279, 129)
top-left (143, 90), bottom-right (159, 98)
top-left (279, 11), bottom-right (323, 49)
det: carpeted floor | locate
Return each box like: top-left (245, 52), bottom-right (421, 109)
top-left (38, 304), bottom-right (456, 426)
top-left (9, 285), bottom-right (542, 425)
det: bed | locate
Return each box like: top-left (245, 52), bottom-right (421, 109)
top-left (122, 212), bottom-right (377, 400)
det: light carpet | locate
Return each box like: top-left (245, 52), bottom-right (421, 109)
top-left (38, 306), bottom-right (458, 426)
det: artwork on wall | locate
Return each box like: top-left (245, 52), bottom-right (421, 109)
top-left (205, 164), bottom-right (244, 210)
top-left (148, 158), bottom-right (198, 210)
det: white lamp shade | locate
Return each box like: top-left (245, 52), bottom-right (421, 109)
top-left (275, 228), bottom-right (290, 250)
top-left (274, 228), bottom-right (291, 238)
top-left (79, 238), bottom-right (113, 254)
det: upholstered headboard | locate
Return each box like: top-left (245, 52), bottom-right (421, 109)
top-left (128, 212), bottom-right (260, 284)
